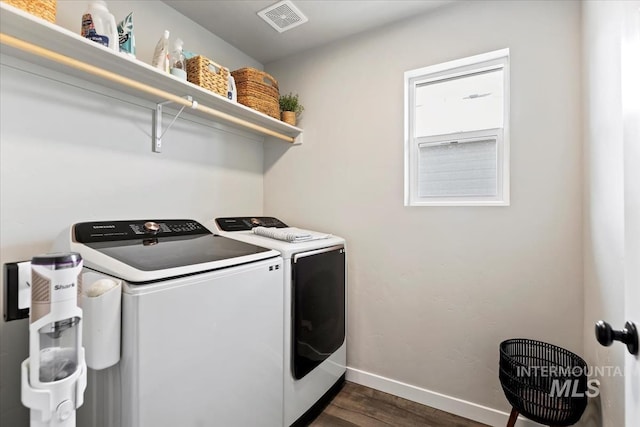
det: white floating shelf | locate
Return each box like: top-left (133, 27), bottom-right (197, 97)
top-left (0, 3), bottom-right (302, 145)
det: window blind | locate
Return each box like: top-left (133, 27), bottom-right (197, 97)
top-left (418, 138), bottom-right (498, 197)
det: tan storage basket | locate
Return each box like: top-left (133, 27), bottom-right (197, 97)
top-left (3, 0), bottom-right (56, 23)
top-left (186, 56), bottom-right (230, 98)
top-left (231, 68), bottom-right (280, 119)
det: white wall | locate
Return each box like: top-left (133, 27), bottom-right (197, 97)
top-left (265, 0), bottom-right (583, 418)
top-left (582, 2), bottom-right (627, 426)
top-left (0, 2), bottom-right (263, 425)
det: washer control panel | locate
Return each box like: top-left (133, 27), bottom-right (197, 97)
top-left (215, 217), bottom-right (288, 232)
top-left (74, 220), bottom-right (209, 243)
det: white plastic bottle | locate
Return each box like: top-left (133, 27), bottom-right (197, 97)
top-left (152, 30), bottom-right (170, 73)
top-left (228, 75), bottom-right (237, 102)
top-left (81, 1), bottom-right (119, 51)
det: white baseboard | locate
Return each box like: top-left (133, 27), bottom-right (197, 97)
top-left (345, 367), bottom-right (543, 427)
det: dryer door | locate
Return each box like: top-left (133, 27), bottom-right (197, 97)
top-left (292, 246), bottom-right (346, 380)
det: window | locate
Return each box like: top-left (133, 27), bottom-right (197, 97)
top-left (404, 49), bottom-right (510, 206)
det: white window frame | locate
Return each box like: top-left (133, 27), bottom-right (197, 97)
top-left (404, 49), bottom-right (510, 206)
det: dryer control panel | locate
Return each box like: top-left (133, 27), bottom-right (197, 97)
top-left (215, 217), bottom-right (288, 232)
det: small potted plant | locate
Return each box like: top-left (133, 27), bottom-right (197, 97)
top-left (279, 92), bottom-right (304, 126)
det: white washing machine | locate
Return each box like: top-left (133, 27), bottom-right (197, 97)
top-left (57, 219), bottom-right (285, 427)
top-left (213, 216), bottom-right (347, 427)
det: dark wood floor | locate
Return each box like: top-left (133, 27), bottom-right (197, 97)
top-left (309, 382), bottom-right (490, 427)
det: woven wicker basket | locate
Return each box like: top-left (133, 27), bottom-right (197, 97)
top-left (186, 56), bottom-right (230, 98)
top-left (3, 0), bottom-right (56, 23)
top-left (231, 68), bottom-right (280, 119)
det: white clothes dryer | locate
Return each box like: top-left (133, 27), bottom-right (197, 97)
top-left (213, 216), bottom-right (347, 427)
top-left (57, 219), bottom-right (285, 427)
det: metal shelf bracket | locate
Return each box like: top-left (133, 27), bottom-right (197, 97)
top-left (153, 95), bottom-right (199, 153)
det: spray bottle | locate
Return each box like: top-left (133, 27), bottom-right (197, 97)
top-left (170, 38), bottom-right (187, 80)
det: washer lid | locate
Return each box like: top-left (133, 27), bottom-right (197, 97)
top-left (70, 220), bottom-right (278, 282)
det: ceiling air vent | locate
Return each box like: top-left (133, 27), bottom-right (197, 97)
top-left (258, 0), bottom-right (309, 33)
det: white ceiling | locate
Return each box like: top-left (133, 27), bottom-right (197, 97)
top-left (163, 1), bottom-right (455, 64)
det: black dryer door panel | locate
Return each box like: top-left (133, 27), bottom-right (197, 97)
top-left (292, 246), bottom-right (346, 380)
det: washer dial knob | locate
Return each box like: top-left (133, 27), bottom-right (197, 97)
top-left (144, 221), bottom-right (160, 234)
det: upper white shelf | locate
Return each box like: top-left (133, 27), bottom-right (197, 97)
top-left (0, 3), bottom-right (302, 143)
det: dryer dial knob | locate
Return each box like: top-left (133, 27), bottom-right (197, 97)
top-left (144, 221), bottom-right (160, 234)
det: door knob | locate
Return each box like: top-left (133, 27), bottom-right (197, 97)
top-left (595, 320), bottom-right (638, 355)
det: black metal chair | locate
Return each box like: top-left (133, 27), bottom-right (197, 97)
top-left (499, 339), bottom-right (588, 427)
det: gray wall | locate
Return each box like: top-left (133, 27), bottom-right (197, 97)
top-left (0, 2), bottom-right (263, 425)
top-left (264, 0), bottom-right (583, 413)
top-left (582, 1), bottom-right (627, 426)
